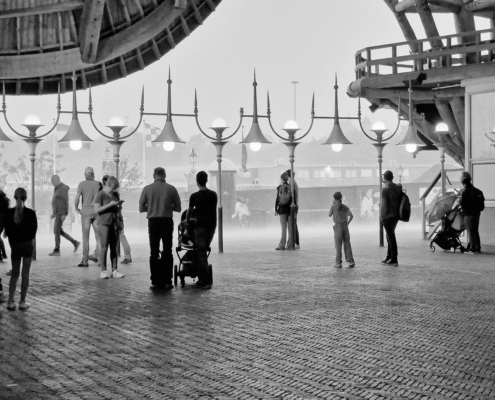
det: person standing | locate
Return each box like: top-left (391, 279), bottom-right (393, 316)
top-left (94, 176), bottom-right (124, 279)
top-left (102, 175), bottom-right (132, 264)
top-left (139, 167), bottom-right (181, 289)
top-left (49, 175), bottom-right (80, 256)
top-left (275, 173), bottom-right (293, 250)
top-left (187, 171), bottom-right (217, 289)
top-left (232, 196), bottom-right (250, 229)
top-left (4, 188), bottom-right (38, 310)
top-left (329, 191), bottom-right (355, 268)
top-left (460, 171), bottom-right (485, 254)
top-left (0, 190), bottom-right (10, 264)
top-left (75, 167), bottom-right (102, 267)
top-left (285, 170), bottom-right (300, 249)
top-left (380, 170), bottom-right (402, 266)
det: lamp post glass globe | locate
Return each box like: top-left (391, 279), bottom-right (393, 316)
top-left (212, 118), bottom-right (227, 129)
top-left (331, 143), bottom-right (343, 152)
top-left (109, 116), bottom-right (125, 127)
top-left (284, 120), bottom-right (299, 130)
top-left (372, 121), bottom-right (386, 131)
top-left (70, 140), bottom-right (83, 151)
top-left (25, 115), bottom-right (41, 125)
top-left (250, 142), bottom-right (261, 152)
top-left (406, 144), bottom-right (417, 153)
top-left (163, 142), bottom-right (175, 152)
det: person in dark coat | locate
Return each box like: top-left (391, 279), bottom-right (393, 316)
top-left (460, 171), bottom-right (485, 254)
top-left (275, 172), bottom-right (293, 250)
top-left (380, 170), bottom-right (402, 266)
top-left (4, 188), bottom-right (38, 310)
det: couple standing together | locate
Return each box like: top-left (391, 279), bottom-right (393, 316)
top-left (275, 170), bottom-right (300, 250)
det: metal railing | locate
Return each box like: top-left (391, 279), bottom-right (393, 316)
top-left (355, 28), bottom-right (495, 79)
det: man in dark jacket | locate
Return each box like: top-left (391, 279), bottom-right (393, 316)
top-left (460, 171), bottom-right (484, 254)
top-left (380, 170), bottom-right (402, 266)
top-left (49, 175), bottom-right (80, 256)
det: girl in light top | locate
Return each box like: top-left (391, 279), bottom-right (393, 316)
top-left (329, 191), bottom-right (355, 268)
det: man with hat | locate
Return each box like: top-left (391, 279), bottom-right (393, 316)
top-left (380, 170), bottom-right (402, 266)
top-left (74, 167), bottom-right (103, 267)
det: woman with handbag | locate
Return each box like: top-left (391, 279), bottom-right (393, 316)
top-left (94, 176), bottom-right (124, 279)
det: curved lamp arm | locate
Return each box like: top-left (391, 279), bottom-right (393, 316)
top-left (294, 93), bottom-right (315, 141)
top-left (222, 108), bottom-right (244, 141)
top-left (88, 85), bottom-right (113, 139)
top-left (2, 82), bottom-right (61, 139)
top-left (357, 95), bottom-right (402, 142)
top-left (266, 92), bottom-right (294, 142)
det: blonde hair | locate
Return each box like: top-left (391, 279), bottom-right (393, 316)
top-left (13, 187), bottom-right (27, 225)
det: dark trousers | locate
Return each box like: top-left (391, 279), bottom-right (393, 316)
top-left (54, 214), bottom-right (76, 250)
top-left (464, 215), bottom-right (481, 252)
top-left (194, 226), bottom-right (215, 284)
top-left (294, 213), bottom-right (299, 246)
top-left (382, 217), bottom-right (399, 261)
top-left (148, 218), bottom-right (174, 286)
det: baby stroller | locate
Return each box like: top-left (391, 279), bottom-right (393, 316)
top-left (430, 205), bottom-right (466, 253)
top-left (174, 211), bottom-right (213, 287)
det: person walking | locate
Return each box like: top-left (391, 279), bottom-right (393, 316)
top-left (139, 167), bottom-right (181, 289)
top-left (232, 196), bottom-right (250, 229)
top-left (75, 167), bottom-right (102, 267)
top-left (274, 173), bottom-right (293, 250)
top-left (380, 170), bottom-right (402, 266)
top-left (49, 175), bottom-right (80, 256)
top-left (94, 176), bottom-right (124, 279)
top-left (460, 171), bottom-right (485, 254)
top-left (329, 191), bottom-right (355, 268)
top-left (102, 175), bottom-right (132, 264)
top-left (187, 171), bottom-right (217, 289)
top-left (0, 190), bottom-right (10, 264)
top-left (4, 188), bottom-right (37, 310)
top-left (285, 170), bottom-right (300, 249)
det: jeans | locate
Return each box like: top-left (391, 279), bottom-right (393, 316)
top-left (194, 226), bottom-right (215, 284)
top-left (81, 214), bottom-right (100, 262)
top-left (464, 215), bottom-right (481, 252)
top-left (119, 230), bottom-right (131, 259)
top-left (53, 214), bottom-right (76, 250)
top-left (279, 213), bottom-right (293, 248)
top-left (98, 225), bottom-right (118, 272)
top-left (9, 248), bottom-right (33, 302)
top-left (148, 218), bottom-right (174, 286)
top-left (333, 222), bottom-right (354, 264)
top-left (382, 217), bottom-right (399, 262)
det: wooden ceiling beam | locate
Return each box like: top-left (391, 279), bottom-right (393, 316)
top-left (383, 0), bottom-right (419, 53)
top-left (79, 0), bottom-right (107, 64)
top-left (95, 0), bottom-right (185, 64)
top-left (416, 0), bottom-right (444, 48)
top-left (464, 0), bottom-right (495, 12)
top-left (359, 86), bottom-right (465, 100)
top-left (0, 1), bottom-right (84, 20)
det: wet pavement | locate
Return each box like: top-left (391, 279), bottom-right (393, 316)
top-left (0, 225), bottom-right (494, 400)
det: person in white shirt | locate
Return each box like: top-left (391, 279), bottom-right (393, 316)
top-left (232, 196), bottom-right (250, 229)
top-left (360, 189), bottom-right (374, 221)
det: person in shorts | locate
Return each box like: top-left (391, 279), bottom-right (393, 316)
top-left (329, 191), bottom-right (355, 268)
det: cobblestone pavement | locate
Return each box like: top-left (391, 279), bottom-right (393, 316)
top-left (0, 224), bottom-right (494, 400)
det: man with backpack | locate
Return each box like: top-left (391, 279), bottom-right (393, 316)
top-left (460, 171), bottom-right (485, 254)
top-left (275, 172), bottom-right (293, 250)
top-left (380, 170), bottom-right (403, 266)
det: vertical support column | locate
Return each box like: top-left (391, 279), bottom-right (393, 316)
top-left (373, 143), bottom-right (387, 247)
top-left (422, 198), bottom-right (426, 240)
top-left (213, 141), bottom-right (227, 253)
top-left (30, 154), bottom-right (36, 261)
top-left (284, 141), bottom-right (299, 251)
top-left (439, 145), bottom-right (446, 194)
top-left (25, 138), bottom-right (41, 261)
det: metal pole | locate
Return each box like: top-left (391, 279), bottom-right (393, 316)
top-left (217, 156), bottom-right (223, 253)
top-left (439, 146), bottom-right (446, 194)
top-left (289, 158), bottom-right (295, 250)
top-left (291, 81), bottom-right (299, 121)
top-left (373, 143), bottom-right (386, 247)
top-left (31, 156), bottom-right (36, 260)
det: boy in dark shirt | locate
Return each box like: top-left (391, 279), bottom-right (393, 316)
top-left (187, 171), bottom-right (218, 289)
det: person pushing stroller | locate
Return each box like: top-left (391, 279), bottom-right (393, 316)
top-left (186, 171), bottom-right (217, 289)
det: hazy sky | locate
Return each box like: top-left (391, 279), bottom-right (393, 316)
top-left (1, 1), bottom-right (488, 144)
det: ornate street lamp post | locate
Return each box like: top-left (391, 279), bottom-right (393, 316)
top-left (1, 84), bottom-right (62, 260)
top-left (357, 96), bottom-right (403, 247)
top-left (397, 165), bottom-right (404, 184)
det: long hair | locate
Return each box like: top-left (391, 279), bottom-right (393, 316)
top-left (13, 187), bottom-right (27, 225)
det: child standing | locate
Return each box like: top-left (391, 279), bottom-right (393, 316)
top-left (329, 191), bottom-right (355, 268)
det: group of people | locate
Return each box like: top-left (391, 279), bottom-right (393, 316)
top-left (274, 170), bottom-right (300, 250)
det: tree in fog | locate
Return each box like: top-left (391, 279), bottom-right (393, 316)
top-left (116, 155), bottom-right (141, 199)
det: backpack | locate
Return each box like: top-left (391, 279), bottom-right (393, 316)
top-left (399, 190), bottom-right (411, 222)
top-left (278, 184), bottom-right (292, 206)
top-left (475, 189), bottom-right (485, 212)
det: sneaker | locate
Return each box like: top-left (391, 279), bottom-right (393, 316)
top-left (0, 291), bottom-right (5, 303)
top-left (100, 271), bottom-right (109, 279)
top-left (464, 250), bottom-right (476, 255)
top-left (18, 301), bottom-right (30, 310)
top-left (348, 261), bottom-right (356, 268)
top-left (199, 283), bottom-right (212, 290)
top-left (7, 300), bottom-right (15, 310)
top-left (88, 255), bottom-right (98, 263)
top-left (381, 258), bottom-right (391, 264)
top-left (73, 241), bottom-right (81, 253)
top-left (121, 259), bottom-right (132, 265)
top-left (275, 247), bottom-right (285, 251)
top-left (112, 270), bottom-right (124, 278)
top-left (295, 244), bottom-right (300, 249)
top-left (77, 262), bottom-right (89, 267)
top-left (383, 260), bottom-right (398, 266)
top-left (333, 263), bottom-right (342, 268)
top-left (6, 269), bottom-right (12, 276)
top-left (49, 250), bottom-right (61, 256)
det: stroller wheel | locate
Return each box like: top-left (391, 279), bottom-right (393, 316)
top-left (173, 265), bottom-right (178, 287)
top-left (450, 247), bottom-right (456, 253)
top-left (208, 264), bottom-right (213, 285)
top-left (430, 244), bottom-right (435, 252)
